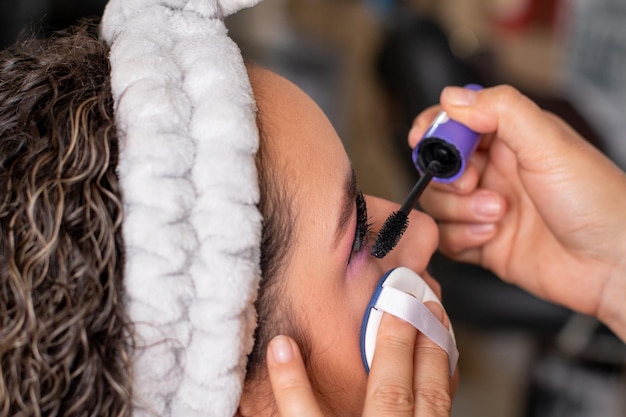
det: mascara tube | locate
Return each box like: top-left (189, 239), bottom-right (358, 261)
top-left (413, 84), bottom-right (483, 183)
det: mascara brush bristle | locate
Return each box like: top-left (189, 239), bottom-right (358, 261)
top-left (370, 211), bottom-right (409, 258)
top-left (371, 160), bottom-right (437, 258)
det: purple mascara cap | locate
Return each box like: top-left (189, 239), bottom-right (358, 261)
top-left (413, 84), bottom-right (483, 183)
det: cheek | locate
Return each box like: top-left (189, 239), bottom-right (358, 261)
top-left (306, 307), bottom-right (369, 416)
top-left (295, 271), bottom-right (373, 416)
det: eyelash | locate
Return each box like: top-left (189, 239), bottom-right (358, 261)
top-left (349, 191), bottom-right (373, 264)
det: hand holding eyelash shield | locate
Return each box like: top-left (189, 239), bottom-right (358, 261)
top-left (266, 270), bottom-right (457, 417)
top-left (360, 267), bottom-right (458, 376)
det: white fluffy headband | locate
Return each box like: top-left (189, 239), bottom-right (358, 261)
top-left (101, 0), bottom-right (262, 415)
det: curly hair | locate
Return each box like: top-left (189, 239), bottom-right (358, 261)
top-left (0, 23), bottom-right (133, 416)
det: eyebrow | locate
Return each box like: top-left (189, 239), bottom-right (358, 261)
top-left (335, 167), bottom-right (358, 246)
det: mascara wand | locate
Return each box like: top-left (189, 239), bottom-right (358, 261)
top-left (371, 160), bottom-right (440, 258)
top-left (370, 84), bottom-right (483, 259)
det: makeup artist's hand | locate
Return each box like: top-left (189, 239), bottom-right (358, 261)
top-left (266, 304), bottom-right (457, 417)
top-left (410, 85), bottom-right (626, 341)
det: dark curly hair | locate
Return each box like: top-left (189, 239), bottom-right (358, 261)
top-left (0, 22), bottom-right (133, 416)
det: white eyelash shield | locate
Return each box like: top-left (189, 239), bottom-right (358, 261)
top-left (360, 267), bottom-right (458, 376)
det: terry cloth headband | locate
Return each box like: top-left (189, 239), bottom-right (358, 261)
top-left (101, 0), bottom-right (262, 415)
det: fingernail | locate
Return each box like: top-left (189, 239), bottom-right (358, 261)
top-left (443, 86), bottom-right (477, 106)
top-left (270, 335), bottom-right (293, 364)
top-left (469, 223), bottom-right (495, 236)
top-left (472, 192), bottom-right (502, 219)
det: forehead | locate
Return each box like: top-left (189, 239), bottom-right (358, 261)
top-left (248, 68), bottom-right (353, 286)
top-left (249, 68), bottom-right (349, 196)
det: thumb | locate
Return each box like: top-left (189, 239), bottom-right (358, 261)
top-left (439, 84), bottom-right (626, 218)
top-left (267, 335), bottom-right (323, 417)
top-left (439, 84), bottom-right (586, 173)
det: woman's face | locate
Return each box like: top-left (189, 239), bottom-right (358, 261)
top-left (243, 69), bottom-right (441, 416)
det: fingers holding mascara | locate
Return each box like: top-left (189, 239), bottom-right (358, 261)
top-left (420, 186), bottom-right (506, 223)
top-left (409, 102), bottom-right (505, 248)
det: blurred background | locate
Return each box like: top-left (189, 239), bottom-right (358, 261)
top-left (2, 0), bottom-right (625, 416)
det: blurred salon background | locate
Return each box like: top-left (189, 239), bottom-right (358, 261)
top-left (2, 0), bottom-right (625, 416)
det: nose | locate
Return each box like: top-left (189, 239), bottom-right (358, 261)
top-left (366, 195), bottom-right (439, 281)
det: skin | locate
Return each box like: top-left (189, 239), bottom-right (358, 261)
top-left (239, 68), bottom-right (456, 416)
top-left (412, 85), bottom-right (626, 341)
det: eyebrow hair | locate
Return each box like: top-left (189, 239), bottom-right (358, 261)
top-left (335, 167), bottom-right (357, 245)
